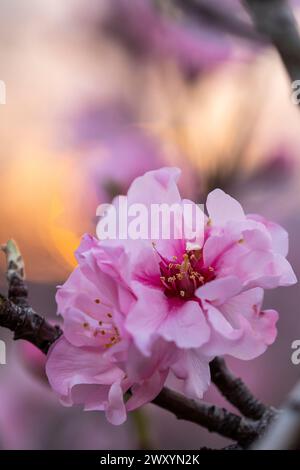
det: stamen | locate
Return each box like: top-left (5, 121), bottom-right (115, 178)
top-left (94, 298), bottom-right (111, 308)
top-left (182, 254), bottom-right (190, 272)
top-left (160, 277), bottom-right (172, 290)
top-left (158, 249), bottom-right (216, 300)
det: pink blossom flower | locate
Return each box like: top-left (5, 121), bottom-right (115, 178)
top-left (46, 167), bottom-right (296, 423)
top-left (102, 168), bottom-right (295, 359)
top-left (46, 236), bottom-right (175, 425)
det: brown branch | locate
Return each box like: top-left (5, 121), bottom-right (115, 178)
top-left (0, 295), bottom-right (62, 354)
top-left (253, 381), bottom-right (300, 449)
top-left (152, 387), bottom-right (261, 446)
top-left (173, 0), bottom-right (265, 42)
top-left (243, 0), bottom-right (300, 83)
top-left (210, 357), bottom-right (271, 420)
top-left (0, 239), bottom-right (62, 353)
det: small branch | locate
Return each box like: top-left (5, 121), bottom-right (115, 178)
top-left (243, 0), bottom-right (300, 83)
top-left (152, 387), bottom-right (260, 446)
top-left (253, 381), bottom-right (300, 449)
top-left (173, 0), bottom-right (265, 42)
top-left (1, 239), bottom-right (28, 307)
top-left (210, 357), bottom-right (269, 420)
top-left (0, 295), bottom-right (62, 354)
top-left (0, 239), bottom-right (62, 353)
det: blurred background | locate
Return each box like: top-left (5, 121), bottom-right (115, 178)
top-left (0, 0), bottom-right (300, 449)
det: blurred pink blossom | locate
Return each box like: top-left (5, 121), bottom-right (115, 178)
top-left (101, 0), bottom-right (242, 76)
top-left (67, 100), bottom-right (199, 203)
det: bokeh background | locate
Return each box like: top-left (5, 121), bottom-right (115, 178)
top-left (0, 0), bottom-right (300, 449)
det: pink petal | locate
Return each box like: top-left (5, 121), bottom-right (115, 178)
top-left (125, 285), bottom-right (168, 356)
top-left (126, 339), bottom-right (178, 382)
top-left (207, 188), bottom-right (245, 226)
top-left (196, 276), bottom-right (242, 305)
top-left (172, 350), bottom-right (211, 399)
top-left (158, 299), bottom-right (210, 349)
top-left (248, 214), bottom-right (289, 256)
top-left (46, 337), bottom-right (124, 398)
top-left (106, 381), bottom-right (127, 425)
top-left (205, 289), bottom-right (279, 360)
top-left (126, 370), bottom-right (168, 411)
top-left (127, 167), bottom-right (181, 208)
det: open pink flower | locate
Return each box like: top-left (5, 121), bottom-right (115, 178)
top-left (46, 236), bottom-right (175, 425)
top-left (101, 168), bottom-right (295, 361)
top-left (46, 167), bottom-right (296, 423)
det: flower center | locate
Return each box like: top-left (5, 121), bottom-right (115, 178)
top-left (158, 249), bottom-right (215, 300)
